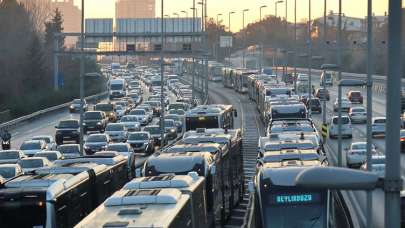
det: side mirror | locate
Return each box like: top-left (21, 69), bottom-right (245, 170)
top-left (248, 181), bottom-right (255, 193)
top-left (54, 126), bottom-right (58, 129)
top-left (210, 165), bottom-right (217, 175)
top-left (233, 110), bottom-right (238, 118)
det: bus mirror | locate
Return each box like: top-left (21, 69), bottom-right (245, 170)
top-left (248, 181), bottom-right (254, 193)
top-left (210, 165), bottom-right (217, 175)
top-left (233, 110), bottom-right (238, 117)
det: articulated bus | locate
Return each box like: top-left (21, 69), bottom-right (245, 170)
top-left (0, 152), bottom-right (131, 228)
top-left (208, 62), bottom-right (224, 82)
top-left (234, 69), bottom-right (259, 94)
top-left (251, 163), bottom-right (353, 228)
top-left (222, 67), bottom-right (235, 88)
top-left (185, 105), bottom-right (237, 131)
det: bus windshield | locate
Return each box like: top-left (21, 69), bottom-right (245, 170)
top-left (185, 116), bottom-right (219, 131)
top-left (0, 196), bottom-right (46, 227)
top-left (261, 188), bottom-right (327, 228)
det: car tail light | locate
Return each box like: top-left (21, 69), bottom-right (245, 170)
top-left (400, 138), bottom-right (405, 142)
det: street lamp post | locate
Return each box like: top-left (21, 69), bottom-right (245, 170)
top-left (293, 0), bottom-right (297, 92)
top-left (259, 5), bottom-right (267, 73)
top-left (228, 11), bottom-right (235, 67)
top-left (217, 13), bottom-right (222, 25)
top-left (216, 13), bottom-right (222, 62)
top-left (242, 9), bottom-right (249, 68)
top-left (275, 0), bottom-right (283, 18)
top-left (191, 3), bottom-right (196, 102)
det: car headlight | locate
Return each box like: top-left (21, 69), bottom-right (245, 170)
top-left (170, 129), bottom-right (176, 133)
top-left (83, 122), bottom-right (87, 125)
top-left (70, 105), bottom-right (74, 109)
top-left (97, 122), bottom-right (102, 125)
top-left (84, 145), bottom-right (89, 149)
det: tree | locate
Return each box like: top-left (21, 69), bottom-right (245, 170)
top-left (45, 8), bottom-right (64, 51)
top-left (21, 0), bottom-right (52, 34)
top-left (23, 33), bottom-right (48, 90)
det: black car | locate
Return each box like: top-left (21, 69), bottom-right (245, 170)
top-left (306, 98), bottom-right (322, 113)
top-left (83, 134), bottom-right (110, 155)
top-left (55, 119), bottom-right (80, 145)
top-left (69, 99), bottom-right (88, 113)
top-left (83, 111), bottom-right (108, 134)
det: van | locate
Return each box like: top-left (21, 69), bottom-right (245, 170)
top-left (109, 79), bottom-right (126, 99)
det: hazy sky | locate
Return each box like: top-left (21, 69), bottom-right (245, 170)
top-left (74, 0), bottom-right (392, 31)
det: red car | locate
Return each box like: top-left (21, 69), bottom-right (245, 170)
top-left (347, 91), bottom-right (363, 104)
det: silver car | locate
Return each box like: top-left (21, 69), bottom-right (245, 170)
top-left (348, 106), bottom-right (367, 123)
top-left (105, 123), bottom-right (128, 142)
top-left (329, 116), bottom-right (352, 139)
top-left (372, 117), bottom-right (386, 138)
top-left (346, 142), bottom-right (376, 168)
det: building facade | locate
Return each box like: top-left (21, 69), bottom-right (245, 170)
top-left (115, 0), bottom-right (155, 19)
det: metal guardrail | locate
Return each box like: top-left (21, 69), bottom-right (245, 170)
top-left (0, 92), bottom-right (108, 131)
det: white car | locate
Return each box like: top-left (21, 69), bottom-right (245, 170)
top-left (18, 157), bottom-right (52, 172)
top-left (348, 106), bottom-right (367, 123)
top-left (129, 109), bottom-right (150, 125)
top-left (346, 142), bottom-right (377, 168)
top-left (360, 155), bottom-right (385, 177)
top-left (19, 140), bottom-right (48, 157)
top-left (119, 115), bottom-right (141, 132)
top-left (105, 123), bottom-right (128, 142)
top-left (329, 116), bottom-right (352, 139)
top-left (372, 117), bottom-right (386, 138)
top-left (0, 164), bottom-right (23, 180)
top-left (31, 135), bottom-right (57, 150)
top-left (333, 98), bottom-right (352, 112)
top-left (115, 105), bottom-right (127, 119)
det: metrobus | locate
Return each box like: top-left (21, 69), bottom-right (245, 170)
top-left (208, 62), bottom-right (224, 81)
top-left (251, 164), bottom-right (353, 228)
top-left (222, 67), bottom-right (235, 88)
top-left (234, 69), bottom-right (259, 94)
top-left (0, 153), bottom-right (131, 228)
top-left (75, 188), bottom-right (193, 228)
top-left (185, 104), bottom-right (237, 131)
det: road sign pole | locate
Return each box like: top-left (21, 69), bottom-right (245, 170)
top-left (385, 0), bottom-right (402, 227)
top-left (337, 0), bottom-right (343, 167)
top-left (160, 0), bottom-right (165, 148)
top-left (79, 0), bottom-right (85, 156)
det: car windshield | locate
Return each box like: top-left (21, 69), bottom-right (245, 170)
top-left (84, 112), bottom-right (102, 119)
top-left (351, 92), bottom-right (361, 97)
top-left (95, 104), bottom-right (114, 112)
top-left (107, 145), bottom-right (129, 152)
top-left (58, 145), bottom-right (79, 154)
top-left (73, 99), bottom-right (83, 104)
top-left (116, 105), bottom-right (123, 110)
top-left (111, 84), bottom-right (123, 90)
top-left (20, 159), bottom-right (44, 168)
top-left (86, 135), bottom-right (107, 142)
top-left (164, 120), bottom-right (175, 127)
top-left (166, 115), bottom-right (180, 121)
top-left (106, 124), bottom-right (124, 131)
top-left (332, 117), bottom-right (350, 124)
top-left (121, 116), bottom-right (137, 122)
top-left (372, 158), bottom-right (385, 165)
top-left (20, 142), bottom-right (41, 150)
top-left (144, 127), bottom-right (160, 134)
top-left (35, 154), bottom-right (58, 162)
top-left (145, 102), bottom-right (159, 107)
top-left (58, 120), bottom-right (79, 128)
top-left (32, 137), bottom-right (51, 143)
top-left (351, 108), bottom-right (365, 112)
top-left (128, 133), bottom-right (149, 140)
top-left (130, 110), bottom-right (145, 115)
top-left (374, 118), bottom-right (386, 124)
top-left (169, 104), bottom-right (185, 110)
top-left (169, 110), bottom-right (185, 115)
top-left (351, 143), bottom-right (366, 150)
top-left (0, 167), bottom-right (16, 178)
top-left (0, 151), bottom-right (19, 160)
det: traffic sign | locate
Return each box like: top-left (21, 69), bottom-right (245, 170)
top-left (321, 124), bottom-right (328, 138)
top-left (220, 36), bottom-right (233, 47)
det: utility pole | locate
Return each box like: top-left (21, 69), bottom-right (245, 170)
top-left (79, 0), bottom-right (85, 156)
top-left (385, 0), bottom-right (402, 227)
top-left (191, 0), bottom-right (196, 102)
top-left (160, 0), bottom-right (165, 147)
top-left (293, 0), bottom-right (297, 91)
top-left (366, 0), bottom-right (374, 227)
top-left (307, 0), bottom-right (312, 117)
top-left (337, 0), bottom-right (343, 167)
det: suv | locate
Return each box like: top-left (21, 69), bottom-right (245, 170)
top-left (55, 119), bottom-right (80, 144)
top-left (94, 103), bottom-right (117, 122)
top-left (127, 132), bottom-right (154, 154)
top-left (329, 116), bottom-right (352, 139)
top-left (347, 91), bottom-right (363, 104)
top-left (83, 111), bottom-right (108, 134)
top-left (305, 98), bottom-right (322, 113)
